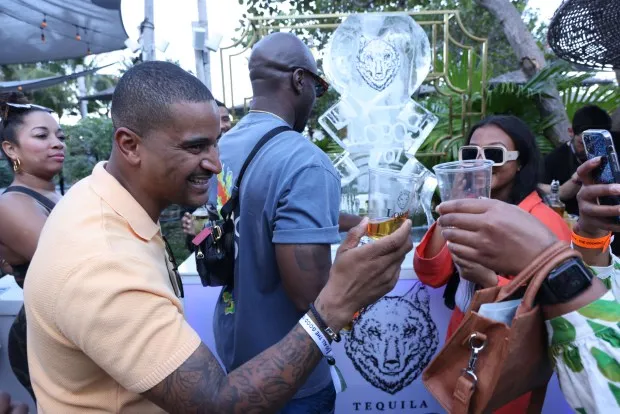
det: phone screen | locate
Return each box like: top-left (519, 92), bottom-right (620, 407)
top-left (583, 130), bottom-right (620, 185)
top-left (582, 129), bottom-right (620, 220)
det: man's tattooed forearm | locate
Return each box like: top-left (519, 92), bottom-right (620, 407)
top-left (144, 324), bottom-right (322, 414)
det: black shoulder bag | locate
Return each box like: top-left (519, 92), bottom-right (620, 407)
top-left (192, 125), bottom-right (292, 287)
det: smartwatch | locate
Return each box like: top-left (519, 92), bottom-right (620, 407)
top-left (536, 257), bottom-right (594, 305)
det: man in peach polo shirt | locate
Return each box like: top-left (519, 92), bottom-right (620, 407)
top-left (23, 61), bottom-right (412, 413)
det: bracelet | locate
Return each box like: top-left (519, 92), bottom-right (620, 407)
top-left (299, 314), bottom-right (347, 393)
top-left (571, 230), bottom-right (612, 251)
top-left (309, 302), bottom-right (341, 343)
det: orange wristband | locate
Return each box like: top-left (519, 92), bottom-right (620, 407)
top-left (571, 230), bottom-right (612, 251)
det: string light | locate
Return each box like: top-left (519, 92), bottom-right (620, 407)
top-left (75, 26), bottom-right (81, 41)
top-left (86, 43), bottom-right (91, 55)
top-left (40, 14), bottom-right (47, 29)
top-left (41, 28), bottom-right (46, 43)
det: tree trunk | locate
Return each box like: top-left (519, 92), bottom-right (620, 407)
top-left (475, 0), bottom-right (571, 146)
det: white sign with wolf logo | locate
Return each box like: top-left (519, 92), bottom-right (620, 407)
top-left (343, 282), bottom-right (439, 394)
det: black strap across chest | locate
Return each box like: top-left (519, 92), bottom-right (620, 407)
top-left (3, 186), bottom-right (56, 213)
top-left (220, 125), bottom-right (292, 218)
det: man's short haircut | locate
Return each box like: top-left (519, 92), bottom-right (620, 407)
top-left (572, 105), bottom-right (612, 135)
top-left (215, 100), bottom-right (226, 108)
top-left (111, 61), bottom-right (214, 135)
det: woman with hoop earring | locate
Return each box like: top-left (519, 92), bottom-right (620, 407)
top-left (0, 93), bottom-right (66, 401)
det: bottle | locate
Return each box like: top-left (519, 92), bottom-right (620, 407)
top-left (548, 180), bottom-right (566, 217)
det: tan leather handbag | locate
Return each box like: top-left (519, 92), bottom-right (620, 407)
top-left (422, 241), bottom-right (579, 413)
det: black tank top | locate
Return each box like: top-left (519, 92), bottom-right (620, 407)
top-left (2, 186), bottom-right (56, 288)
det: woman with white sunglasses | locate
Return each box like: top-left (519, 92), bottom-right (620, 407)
top-left (414, 115), bottom-right (571, 413)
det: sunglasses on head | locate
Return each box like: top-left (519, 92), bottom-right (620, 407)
top-left (459, 145), bottom-right (519, 166)
top-left (1, 103), bottom-right (54, 126)
top-left (295, 67), bottom-right (330, 98)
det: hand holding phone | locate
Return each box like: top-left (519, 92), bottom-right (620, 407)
top-left (582, 129), bottom-right (620, 223)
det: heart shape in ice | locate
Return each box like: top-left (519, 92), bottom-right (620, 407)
top-left (324, 13), bottom-right (431, 102)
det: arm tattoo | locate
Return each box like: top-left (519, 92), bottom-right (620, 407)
top-left (293, 245), bottom-right (331, 273)
top-left (143, 324), bottom-right (322, 414)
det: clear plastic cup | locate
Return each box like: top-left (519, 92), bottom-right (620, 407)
top-left (432, 160), bottom-right (493, 202)
top-left (367, 167), bottom-right (419, 239)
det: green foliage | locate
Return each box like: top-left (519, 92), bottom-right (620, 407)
top-left (62, 117), bottom-right (114, 184)
top-left (0, 59), bottom-right (118, 118)
top-left (0, 160), bottom-right (13, 188)
top-left (1, 62), bottom-right (77, 118)
top-left (239, 0), bottom-right (540, 77)
top-left (416, 59), bottom-right (620, 170)
top-left (161, 220), bottom-right (191, 265)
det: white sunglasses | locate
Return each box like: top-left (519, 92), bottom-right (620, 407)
top-left (459, 145), bottom-right (519, 167)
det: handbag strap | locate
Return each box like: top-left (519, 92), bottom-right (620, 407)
top-left (452, 372), bottom-right (549, 413)
top-left (495, 241), bottom-right (572, 303)
top-left (220, 125), bottom-right (292, 218)
top-left (3, 185), bottom-right (56, 213)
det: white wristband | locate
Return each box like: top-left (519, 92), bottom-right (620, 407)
top-left (300, 314), bottom-right (332, 356)
top-left (299, 314), bottom-right (347, 393)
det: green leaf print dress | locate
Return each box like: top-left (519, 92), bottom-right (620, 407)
top-left (546, 255), bottom-right (620, 413)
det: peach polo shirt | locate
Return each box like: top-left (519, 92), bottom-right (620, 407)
top-left (24, 162), bottom-right (201, 413)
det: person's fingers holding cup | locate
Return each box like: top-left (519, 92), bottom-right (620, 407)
top-left (316, 219), bottom-right (412, 330)
top-left (438, 198), bottom-right (557, 275)
top-left (337, 217), bottom-right (369, 253)
top-left (359, 218), bottom-right (413, 261)
top-left (346, 219), bottom-right (412, 297)
top-left (181, 213), bottom-right (194, 235)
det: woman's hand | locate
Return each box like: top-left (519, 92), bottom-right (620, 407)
top-left (181, 213), bottom-right (197, 237)
top-left (451, 252), bottom-right (498, 288)
top-left (575, 157), bottom-right (620, 237)
top-left (436, 198), bottom-right (557, 276)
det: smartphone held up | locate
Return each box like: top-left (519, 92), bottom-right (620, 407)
top-left (582, 129), bottom-right (620, 223)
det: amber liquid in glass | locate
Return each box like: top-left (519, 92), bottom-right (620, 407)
top-left (550, 205), bottom-right (565, 217)
top-left (367, 212), bottom-right (409, 240)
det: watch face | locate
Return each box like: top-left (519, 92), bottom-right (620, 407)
top-left (546, 259), bottom-right (593, 302)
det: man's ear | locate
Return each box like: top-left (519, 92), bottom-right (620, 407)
top-left (291, 68), bottom-right (305, 95)
top-left (114, 127), bottom-right (143, 166)
top-left (568, 127), bottom-right (575, 138)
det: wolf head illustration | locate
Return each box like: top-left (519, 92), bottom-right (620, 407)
top-left (344, 282), bottom-right (439, 394)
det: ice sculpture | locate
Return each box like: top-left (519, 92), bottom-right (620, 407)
top-left (321, 13), bottom-right (438, 168)
top-left (321, 13), bottom-right (438, 236)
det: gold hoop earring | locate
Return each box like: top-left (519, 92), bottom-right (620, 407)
top-left (12, 158), bottom-right (21, 173)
